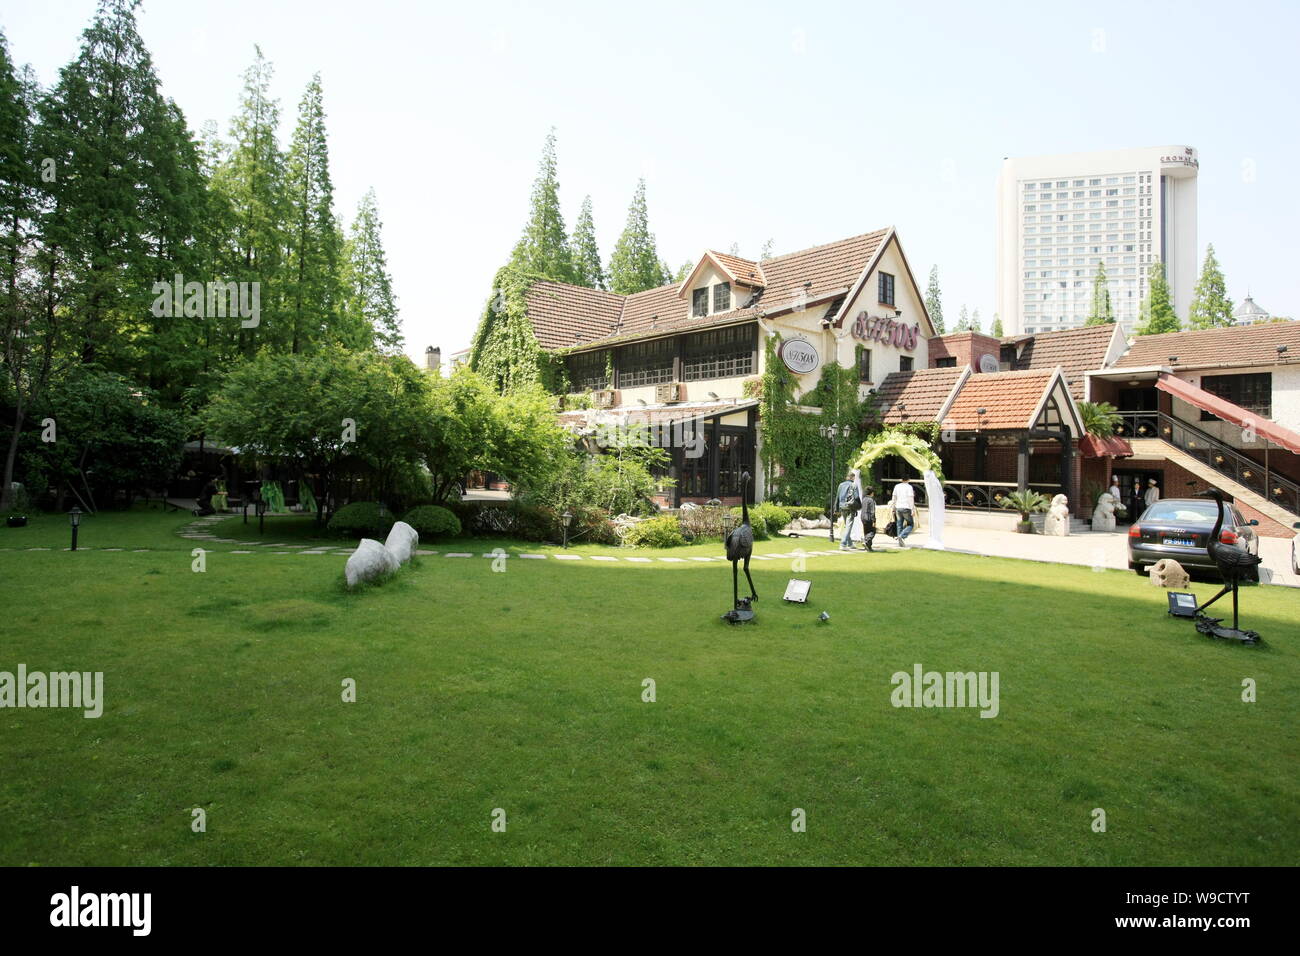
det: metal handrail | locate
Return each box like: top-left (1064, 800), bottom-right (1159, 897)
top-left (1114, 410), bottom-right (1299, 516)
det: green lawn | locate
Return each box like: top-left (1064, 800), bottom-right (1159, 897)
top-left (1, 511), bottom-right (1297, 865)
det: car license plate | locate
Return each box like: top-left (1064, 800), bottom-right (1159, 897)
top-left (1164, 537), bottom-right (1195, 547)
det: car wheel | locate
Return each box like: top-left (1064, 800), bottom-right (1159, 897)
top-left (1129, 560), bottom-right (1146, 574)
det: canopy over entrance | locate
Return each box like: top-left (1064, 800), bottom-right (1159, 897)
top-left (1156, 374), bottom-right (1300, 454)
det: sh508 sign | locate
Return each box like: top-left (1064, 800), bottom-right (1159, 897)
top-left (851, 311), bottom-right (920, 352)
top-left (779, 338), bottom-right (819, 374)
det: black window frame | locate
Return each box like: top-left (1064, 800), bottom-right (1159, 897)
top-left (617, 338), bottom-right (675, 389)
top-left (899, 356), bottom-right (914, 372)
top-left (565, 349), bottom-right (611, 393)
top-left (858, 347), bottom-right (872, 383)
top-left (691, 287), bottom-right (708, 318)
top-left (878, 272), bottom-right (896, 307)
top-left (712, 282), bottom-right (731, 313)
top-left (1200, 373), bottom-right (1271, 420)
top-left (683, 323), bottom-right (755, 382)
top-left (934, 356), bottom-right (957, 368)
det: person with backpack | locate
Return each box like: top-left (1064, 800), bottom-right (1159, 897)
top-left (836, 469), bottom-right (862, 551)
top-left (857, 483), bottom-right (877, 552)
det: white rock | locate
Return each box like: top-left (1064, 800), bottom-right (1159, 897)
top-left (384, 520), bottom-right (420, 565)
top-left (346, 538), bottom-right (399, 588)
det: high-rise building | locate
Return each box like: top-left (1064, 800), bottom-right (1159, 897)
top-left (996, 146), bottom-right (1198, 336)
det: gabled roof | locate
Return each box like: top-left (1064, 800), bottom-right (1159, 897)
top-left (872, 367), bottom-right (969, 425)
top-left (1000, 323), bottom-right (1124, 399)
top-left (677, 251), bottom-right (766, 296)
top-left (521, 229), bottom-right (898, 353)
top-left (944, 368), bottom-right (1082, 433)
top-left (1113, 320), bottom-right (1300, 370)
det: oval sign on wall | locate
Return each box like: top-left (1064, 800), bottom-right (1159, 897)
top-left (779, 338), bottom-right (820, 375)
top-left (979, 353), bottom-right (1000, 373)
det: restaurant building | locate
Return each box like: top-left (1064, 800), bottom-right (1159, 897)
top-left (506, 227), bottom-right (938, 505)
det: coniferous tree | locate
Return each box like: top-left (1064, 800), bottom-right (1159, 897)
top-left (991, 314), bottom-right (1003, 337)
top-left (284, 73), bottom-right (342, 353)
top-left (1086, 264), bottom-right (1114, 325)
top-left (210, 46), bottom-right (288, 358)
top-left (342, 188), bottom-right (400, 353)
top-left (954, 304), bottom-right (970, 332)
top-left (924, 265), bottom-right (944, 333)
top-left (608, 178), bottom-right (669, 294)
top-left (1187, 244), bottom-right (1233, 328)
top-left (1136, 260), bottom-right (1180, 335)
top-left (569, 195), bottom-right (605, 290)
top-left (34, 0), bottom-right (207, 370)
top-left (970, 307), bottom-right (982, 334)
top-left (508, 130), bottom-right (575, 283)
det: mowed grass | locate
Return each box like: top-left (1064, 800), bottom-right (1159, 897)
top-left (0, 520), bottom-right (1297, 866)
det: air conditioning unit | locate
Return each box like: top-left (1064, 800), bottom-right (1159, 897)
top-left (592, 389), bottom-right (618, 408)
top-left (655, 383), bottom-right (684, 404)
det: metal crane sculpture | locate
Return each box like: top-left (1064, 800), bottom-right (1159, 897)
top-left (723, 472), bottom-right (757, 623)
top-left (1193, 488), bottom-right (1263, 643)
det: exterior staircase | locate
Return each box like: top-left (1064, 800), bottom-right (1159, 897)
top-left (1127, 438), bottom-right (1297, 528)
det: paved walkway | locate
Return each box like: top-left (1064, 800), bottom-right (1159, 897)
top-left (5, 511), bottom-right (1295, 588)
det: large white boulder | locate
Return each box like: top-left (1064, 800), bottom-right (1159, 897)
top-left (346, 537), bottom-right (399, 588)
top-left (384, 520), bottom-right (419, 565)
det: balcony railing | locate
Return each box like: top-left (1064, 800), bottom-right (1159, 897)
top-left (1114, 410), bottom-right (1299, 517)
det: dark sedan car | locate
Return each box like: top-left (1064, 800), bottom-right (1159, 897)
top-left (1128, 497), bottom-right (1260, 578)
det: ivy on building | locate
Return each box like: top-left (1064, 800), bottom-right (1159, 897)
top-left (750, 334), bottom-right (877, 507)
top-left (468, 266), bottom-right (566, 393)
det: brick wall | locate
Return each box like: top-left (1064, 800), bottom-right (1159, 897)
top-left (929, 331), bottom-right (1002, 371)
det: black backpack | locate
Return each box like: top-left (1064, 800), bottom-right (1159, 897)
top-left (839, 482), bottom-right (861, 513)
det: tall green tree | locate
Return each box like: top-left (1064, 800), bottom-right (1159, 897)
top-left (970, 307), bottom-right (982, 333)
top-left (284, 73), bottom-right (342, 353)
top-left (508, 130), bottom-right (575, 283)
top-left (34, 0), bottom-right (207, 370)
top-left (608, 178), bottom-right (669, 294)
top-left (1086, 264), bottom-right (1114, 325)
top-left (569, 195), bottom-right (605, 289)
top-left (924, 265), bottom-right (944, 333)
top-left (1136, 260), bottom-right (1180, 335)
top-left (990, 314), bottom-right (1003, 337)
top-left (954, 304), bottom-right (969, 331)
top-left (341, 188), bottom-right (400, 353)
top-left (209, 46), bottom-right (288, 359)
top-left (1187, 243), bottom-right (1234, 328)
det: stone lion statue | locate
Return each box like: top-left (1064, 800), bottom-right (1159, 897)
top-left (1092, 492), bottom-right (1117, 533)
top-left (1043, 494), bottom-right (1071, 536)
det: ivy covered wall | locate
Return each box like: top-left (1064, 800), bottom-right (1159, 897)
top-left (468, 267), bottom-right (566, 393)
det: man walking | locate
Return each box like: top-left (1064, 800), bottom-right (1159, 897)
top-left (859, 484), bottom-right (877, 552)
top-left (836, 470), bottom-right (861, 551)
top-left (891, 477), bottom-right (915, 547)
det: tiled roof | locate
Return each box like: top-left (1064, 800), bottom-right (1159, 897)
top-left (1002, 324), bottom-right (1117, 399)
top-left (524, 282), bottom-right (625, 350)
top-left (708, 251), bottom-right (766, 288)
top-left (1113, 320), bottom-right (1300, 370)
top-left (945, 369), bottom-right (1056, 430)
top-left (524, 229), bottom-right (893, 352)
top-left (873, 367), bottom-right (966, 424)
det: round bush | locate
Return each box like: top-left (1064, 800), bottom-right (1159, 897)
top-left (730, 502), bottom-right (791, 538)
top-left (623, 514), bottom-right (686, 548)
top-left (401, 505), bottom-right (462, 540)
top-left (783, 505), bottom-right (828, 522)
top-left (327, 501), bottom-right (394, 537)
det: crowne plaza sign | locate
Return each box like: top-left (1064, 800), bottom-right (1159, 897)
top-left (851, 311), bottom-right (920, 352)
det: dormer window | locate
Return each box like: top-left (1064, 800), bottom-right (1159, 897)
top-left (713, 282), bottom-right (731, 313)
top-left (692, 287), bottom-right (708, 317)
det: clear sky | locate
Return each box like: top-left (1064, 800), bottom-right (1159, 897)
top-left (5, 0), bottom-right (1298, 362)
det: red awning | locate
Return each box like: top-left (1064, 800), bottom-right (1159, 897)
top-left (1079, 435), bottom-right (1133, 458)
top-left (1156, 373), bottom-right (1300, 455)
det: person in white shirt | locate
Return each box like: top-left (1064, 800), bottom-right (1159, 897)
top-left (1144, 478), bottom-right (1160, 508)
top-left (891, 478), bottom-right (916, 547)
top-left (1108, 476), bottom-right (1121, 503)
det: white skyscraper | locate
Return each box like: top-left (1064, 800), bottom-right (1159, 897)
top-left (996, 146), bottom-right (1198, 336)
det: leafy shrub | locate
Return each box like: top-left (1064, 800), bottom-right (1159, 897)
top-left (730, 502), bottom-right (792, 537)
top-left (623, 514), bottom-right (686, 548)
top-left (784, 505), bottom-right (827, 522)
top-left (327, 501), bottom-right (395, 537)
top-left (572, 507), bottom-right (619, 545)
top-left (678, 504), bottom-right (729, 540)
top-left (402, 505), bottom-right (462, 540)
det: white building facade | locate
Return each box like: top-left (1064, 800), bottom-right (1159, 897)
top-left (996, 146), bottom-right (1198, 336)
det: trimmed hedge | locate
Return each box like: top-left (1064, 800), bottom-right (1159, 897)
top-left (730, 502), bottom-right (792, 538)
top-left (401, 505), bottom-right (462, 540)
top-left (623, 514), bottom-right (687, 548)
top-left (784, 505), bottom-right (827, 522)
top-left (327, 501), bottom-right (394, 537)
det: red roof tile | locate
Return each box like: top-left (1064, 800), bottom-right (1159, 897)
top-left (1001, 324), bottom-right (1118, 399)
top-left (945, 369), bottom-right (1056, 430)
top-left (1113, 320), bottom-right (1300, 370)
top-left (873, 367), bottom-right (967, 424)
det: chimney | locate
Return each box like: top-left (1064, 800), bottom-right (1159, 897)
top-left (425, 346), bottom-right (441, 371)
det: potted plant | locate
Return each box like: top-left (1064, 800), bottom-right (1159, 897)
top-left (1000, 489), bottom-right (1050, 533)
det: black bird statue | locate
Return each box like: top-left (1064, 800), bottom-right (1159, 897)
top-left (723, 472), bottom-right (757, 622)
top-left (1193, 488), bottom-right (1263, 642)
